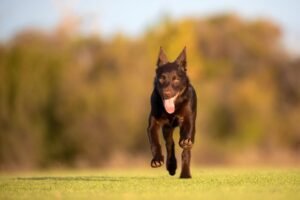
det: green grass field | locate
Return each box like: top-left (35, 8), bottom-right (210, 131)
top-left (0, 167), bottom-right (299, 200)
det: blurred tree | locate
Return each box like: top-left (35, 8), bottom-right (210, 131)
top-left (0, 14), bottom-right (299, 170)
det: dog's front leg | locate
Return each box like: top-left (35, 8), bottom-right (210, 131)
top-left (179, 114), bottom-right (196, 149)
top-left (147, 116), bottom-right (164, 168)
top-left (179, 115), bottom-right (196, 178)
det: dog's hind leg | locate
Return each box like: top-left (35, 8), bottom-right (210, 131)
top-left (180, 149), bottom-right (191, 178)
top-left (162, 125), bottom-right (177, 176)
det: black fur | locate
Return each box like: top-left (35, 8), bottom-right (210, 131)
top-left (147, 47), bottom-right (197, 178)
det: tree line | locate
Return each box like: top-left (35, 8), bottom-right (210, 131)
top-left (0, 14), bottom-right (299, 170)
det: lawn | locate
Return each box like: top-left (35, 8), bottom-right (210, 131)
top-left (0, 167), bottom-right (299, 200)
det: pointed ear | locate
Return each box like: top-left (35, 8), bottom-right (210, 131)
top-left (157, 47), bottom-right (168, 67)
top-left (175, 46), bottom-right (187, 71)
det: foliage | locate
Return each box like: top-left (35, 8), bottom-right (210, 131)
top-left (0, 14), bottom-right (299, 169)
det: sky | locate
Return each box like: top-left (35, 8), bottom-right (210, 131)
top-left (0, 0), bottom-right (300, 54)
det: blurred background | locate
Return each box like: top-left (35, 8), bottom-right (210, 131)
top-left (0, 0), bottom-right (299, 171)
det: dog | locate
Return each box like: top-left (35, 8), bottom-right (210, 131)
top-left (147, 47), bottom-right (197, 178)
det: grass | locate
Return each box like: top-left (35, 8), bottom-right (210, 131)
top-left (0, 167), bottom-right (299, 200)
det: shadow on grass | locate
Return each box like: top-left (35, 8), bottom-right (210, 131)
top-left (15, 176), bottom-right (158, 182)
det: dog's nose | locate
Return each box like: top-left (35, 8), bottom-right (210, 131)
top-left (163, 90), bottom-right (172, 98)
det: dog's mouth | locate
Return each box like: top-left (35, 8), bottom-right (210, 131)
top-left (163, 93), bottom-right (179, 114)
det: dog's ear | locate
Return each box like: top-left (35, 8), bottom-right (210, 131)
top-left (157, 47), bottom-right (168, 67)
top-left (175, 46), bottom-right (187, 71)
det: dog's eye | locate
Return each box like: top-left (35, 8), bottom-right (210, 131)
top-left (172, 76), bottom-right (180, 83)
top-left (159, 75), bottom-right (166, 83)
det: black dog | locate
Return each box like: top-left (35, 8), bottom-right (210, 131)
top-left (147, 47), bottom-right (197, 178)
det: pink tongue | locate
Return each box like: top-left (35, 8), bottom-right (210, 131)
top-left (163, 96), bottom-right (176, 114)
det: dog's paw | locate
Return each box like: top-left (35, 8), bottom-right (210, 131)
top-left (180, 172), bottom-right (192, 179)
top-left (151, 154), bottom-right (164, 168)
top-left (167, 156), bottom-right (177, 176)
top-left (179, 138), bottom-right (193, 149)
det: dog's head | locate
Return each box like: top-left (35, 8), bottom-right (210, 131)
top-left (155, 47), bottom-right (189, 114)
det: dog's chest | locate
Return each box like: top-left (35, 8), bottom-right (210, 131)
top-left (161, 114), bottom-right (184, 127)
